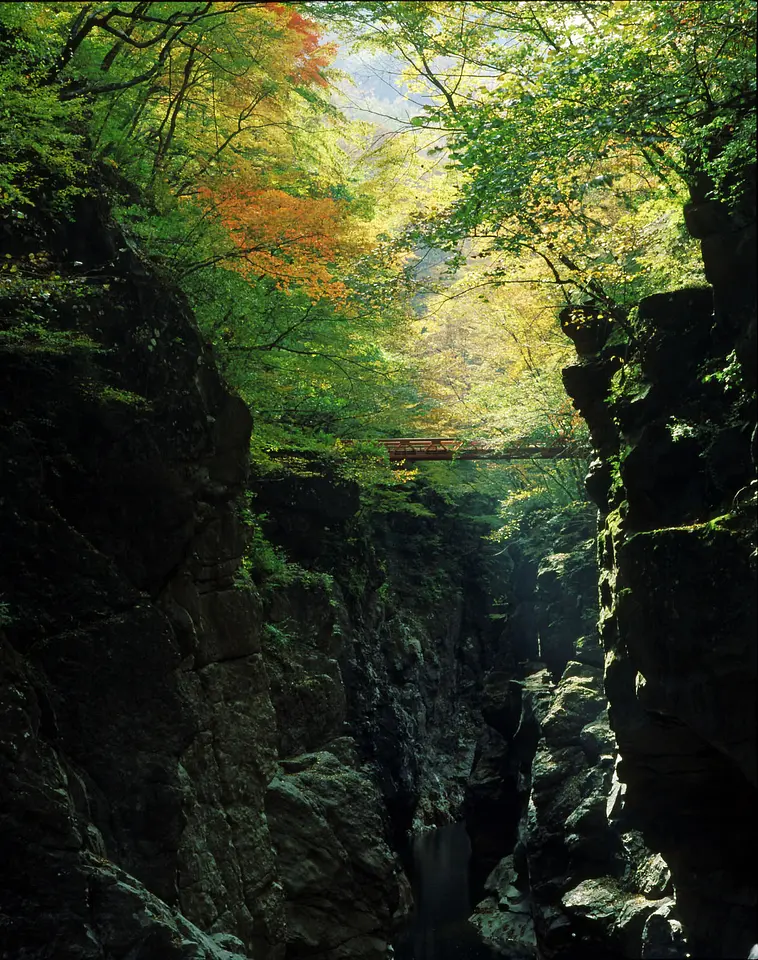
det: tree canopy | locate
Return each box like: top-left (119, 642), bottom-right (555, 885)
top-left (1, 0), bottom-right (754, 526)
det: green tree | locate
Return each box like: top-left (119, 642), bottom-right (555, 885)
top-left (317, 0), bottom-right (755, 306)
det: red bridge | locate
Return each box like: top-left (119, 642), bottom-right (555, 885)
top-left (376, 438), bottom-right (587, 462)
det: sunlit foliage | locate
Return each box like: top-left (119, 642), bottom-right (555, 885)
top-left (2, 1), bottom-right (753, 523)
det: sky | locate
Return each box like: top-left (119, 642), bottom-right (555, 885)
top-left (328, 37), bottom-right (430, 130)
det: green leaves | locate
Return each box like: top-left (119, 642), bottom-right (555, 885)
top-left (0, 13), bottom-right (87, 209)
top-left (343, 0), bottom-right (754, 311)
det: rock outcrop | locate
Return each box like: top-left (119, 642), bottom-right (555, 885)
top-left (465, 528), bottom-right (694, 960)
top-left (557, 166), bottom-right (757, 958)
top-left (252, 469), bottom-right (513, 840)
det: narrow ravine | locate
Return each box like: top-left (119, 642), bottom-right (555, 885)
top-left (1, 4), bottom-right (755, 960)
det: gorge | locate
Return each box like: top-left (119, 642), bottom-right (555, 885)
top-left (0, 3), bottom-right (756, 960)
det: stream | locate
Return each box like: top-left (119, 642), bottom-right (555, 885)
top-left (393, 822), bottom-right (504, 960)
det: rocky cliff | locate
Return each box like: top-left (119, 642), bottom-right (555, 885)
top-left (461, 168), bottom-right (756, 960)
top-left (558, 166), bottom-right (756, 959)
top-left (245, 469), bottom-right (514, 957)
top-left (0, 187), bottom-right (513, 959)
top-left (0, 189), bottom-right (288, 959)
top-left (463, 511), bottom-right (675, 960)
top-left (252, 469), bottom-right (512, 837)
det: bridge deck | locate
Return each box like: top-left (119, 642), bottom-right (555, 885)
top-left (376, 438), bottom-right (586, 462)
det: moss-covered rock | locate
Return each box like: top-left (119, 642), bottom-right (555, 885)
top-left (561, 163), bottom-right (757, 958)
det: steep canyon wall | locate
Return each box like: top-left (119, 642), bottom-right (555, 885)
top-left (0, 189), bottom-right (512, 959)
top-left (559, 167), bottom-right (757, 958)
top-left (460, 168), bottom-right (756, 960)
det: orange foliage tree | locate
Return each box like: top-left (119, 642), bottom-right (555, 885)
top-left (200, 183), bottom-right (362, 301)
top-left (265, 3), bottom-right (334, 87)
top-left (29, 1), bottom-right (363, 300)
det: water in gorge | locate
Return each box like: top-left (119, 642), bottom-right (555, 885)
top-left (394, 822), bottom-right (503, 960)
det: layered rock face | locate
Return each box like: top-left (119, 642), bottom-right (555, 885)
top-left (470, 654), bottom-right (682, 960)
top-left (463, 513), bottom-right (599, 886)
top-left (559, 170), bottom-right (757, 958)
top-left (465, 516), bottom-right (678, 960)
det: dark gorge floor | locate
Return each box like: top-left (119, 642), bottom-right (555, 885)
top-left (394, 824), bottom-right (502, 960)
